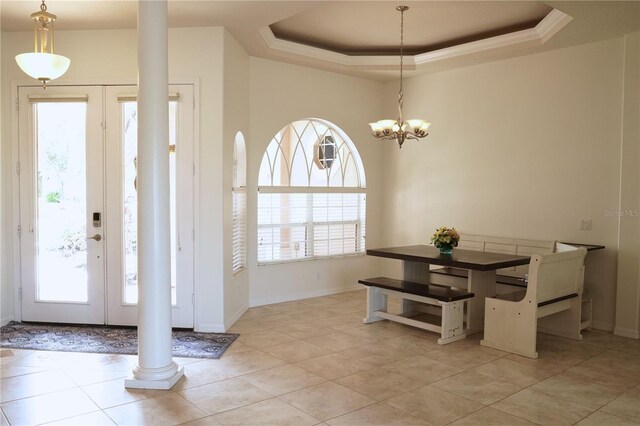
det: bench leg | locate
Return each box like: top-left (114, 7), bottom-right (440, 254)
top-left (481, 296), bottom-right (538, 358)
top-left (364, 287), bottom-right (387, 324)
top-left (438, 301), bottom-right (466, 345)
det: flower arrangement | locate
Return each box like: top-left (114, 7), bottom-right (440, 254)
top-left (431, 227), bottom-right (460, 254)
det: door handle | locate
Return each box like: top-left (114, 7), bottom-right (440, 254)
top-left (87, 234), bottom-right (102, 241)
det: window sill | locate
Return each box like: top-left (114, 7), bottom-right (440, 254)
top-left (258, 252), bottom-right (366, 267)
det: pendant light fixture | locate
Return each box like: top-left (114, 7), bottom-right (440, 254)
top-left (369, 6), bottom-right (430, 148)
top-left (15, 0), bottom-right (70, 88)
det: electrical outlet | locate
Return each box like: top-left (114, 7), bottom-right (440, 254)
top-left (579, 218), bottom-right (592, 231)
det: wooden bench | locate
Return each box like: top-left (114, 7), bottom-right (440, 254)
top-left (359, 277), bottom-right (474, 345)
top-left (480, 248), bottom-right (587, 358)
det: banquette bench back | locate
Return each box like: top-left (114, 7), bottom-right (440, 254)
top-left (456, 234), bottom-right (557, 278)
top-left (532, 248), bottom-right (586, 305)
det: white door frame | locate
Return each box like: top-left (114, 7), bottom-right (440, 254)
top-left (10, 79), bottom-right (200, 328)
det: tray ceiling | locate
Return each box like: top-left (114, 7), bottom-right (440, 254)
top-left (270, 2), bottom-right (553, 56)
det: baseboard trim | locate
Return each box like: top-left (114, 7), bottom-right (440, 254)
top-left (249, 284), bottom-right (363, 307)
top-left (1, 316), bottom-right (14, 326)
top-left (194, 323), bottom-right (227, 333)
top-left (614, 326), bottom-right (640, 339)
top-left (224, 304), bottom-right (249, 331)
top-left (591, 320), bottom-right (614, 332)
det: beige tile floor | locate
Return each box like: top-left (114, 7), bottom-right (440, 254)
top-left (1, 289), bottom-right (640, 425)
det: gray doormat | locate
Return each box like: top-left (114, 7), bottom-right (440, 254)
top-left (0, 321), bottom-right (238, 359)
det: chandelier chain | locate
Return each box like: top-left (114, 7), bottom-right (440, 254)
top-left (398, 6), bottom-right (404, 121)
top-left (41, 0), bottom-right (47, 12)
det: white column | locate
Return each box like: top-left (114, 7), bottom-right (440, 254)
top-left (125, 0), bottom-right (183, 390)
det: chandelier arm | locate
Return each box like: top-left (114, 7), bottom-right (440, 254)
top-left (380, 134), bottom-right (400, 142)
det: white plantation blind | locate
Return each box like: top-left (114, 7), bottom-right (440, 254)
top-left (257, 192), bottom-right (366, 263)
top-left (232, 188), bottom-right (247, 273)
top-left (232, 132), bottom-right (247, 274)
top-left (312, 193), bottom-right (365, 257)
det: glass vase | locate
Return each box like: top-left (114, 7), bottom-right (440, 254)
top-left (438, 245), bottom-right (453, 255)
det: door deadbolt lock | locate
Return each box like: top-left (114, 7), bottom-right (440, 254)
top-left (87, 234), bottom-right (102, 241)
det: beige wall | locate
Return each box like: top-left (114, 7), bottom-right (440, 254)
top-left (222, 29), bottom-right (251, 328)
top-left (615, 32), bottom-right (640, 338)
top-left (248, 57), bottom-right (384, 306)
top-left (0, 27), bottom-right (226, 330)
top-left (379, 36), bottom-right (631, 331)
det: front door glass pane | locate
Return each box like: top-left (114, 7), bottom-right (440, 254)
top-left (122, 102), bottom-right (178, 305)
top-left (35, 102), bottom-right (88, 302)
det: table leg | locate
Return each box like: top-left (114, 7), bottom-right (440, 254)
top-left (466, 270), bottom-right (497, 335)
top-left (402, 261), bottom-right (430, 316)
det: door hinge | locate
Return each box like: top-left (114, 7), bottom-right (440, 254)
top-left (193, 163), bottom-right (196, 176)
top-left (17, 225), bottom-right (22, 239)
top-left (192, 293), bottom-right (195, 306)
top-left (101, 121), bottom-right (106, 130)
top-left (18, 287), bottom-right (23, 300)
top-left (15, 98), bottom-right (19, 111)
top-left (16, 162), bottom-right (20, 175)
top-left (192, 228), bottom-right (195, 241)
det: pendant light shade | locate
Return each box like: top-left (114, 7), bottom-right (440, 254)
top-left (15, 0), bottom-right (70, 87)
top-left (15, 52), bottom-right (70, 82)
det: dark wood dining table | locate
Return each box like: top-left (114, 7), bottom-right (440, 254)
top-left (366, 245), bottom-right (531, 334)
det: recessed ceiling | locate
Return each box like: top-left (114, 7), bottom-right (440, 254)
top-left (1, 1), bottom-right (639, 81)
top-left (270, 2), bottom-right (553, 56)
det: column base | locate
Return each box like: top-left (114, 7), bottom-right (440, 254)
top-left (124, 365), bottom-right (184, 390)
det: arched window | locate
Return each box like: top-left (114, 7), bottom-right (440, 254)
top-left (257, 118), bottom-right (366, 263)
top-left (232, 132), bottom-right (247, 274)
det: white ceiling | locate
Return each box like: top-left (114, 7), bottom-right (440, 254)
top-left (1, 1), bottom-right (639, 81)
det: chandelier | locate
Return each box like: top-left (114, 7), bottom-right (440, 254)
top-left (369, 6), bottom-right (430, 148)
top-left (15, 0), bottom-right (70, 88)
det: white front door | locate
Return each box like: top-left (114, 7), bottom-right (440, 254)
top-left (18, 86), bottom-right (105, 324)
top-left (18, 85), bottom-right (195, 328)
top-left (104, 85), bottom-right (195, 328)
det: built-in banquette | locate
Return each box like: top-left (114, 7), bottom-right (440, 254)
top-left (431, 234), bottom-right (604, 343)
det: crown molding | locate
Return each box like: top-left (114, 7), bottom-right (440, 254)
top-left (258, 8), bottom-right (572, 70)
top-left (258, 26), bottom-right (402, 69)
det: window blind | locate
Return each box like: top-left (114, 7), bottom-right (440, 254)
top-left (257, 192), bottom-right (366, 264)
top-left (232, 188), bottom-right (247, 274)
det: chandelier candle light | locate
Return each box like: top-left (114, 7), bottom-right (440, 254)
top-left (369, 6), bottom-right (430, 148)
top-left (15, 0), bottom-right (70, 88)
